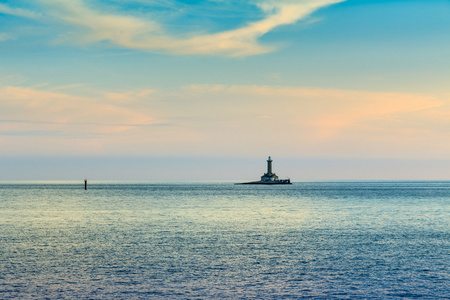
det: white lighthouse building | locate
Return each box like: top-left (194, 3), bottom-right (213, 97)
top-left (237, 156), bottom-right (291, 184)
top-left (260, 156), bottom-right (279, 182)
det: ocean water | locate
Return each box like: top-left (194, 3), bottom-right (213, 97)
top-left (0, 181), bottom-right (449, 299)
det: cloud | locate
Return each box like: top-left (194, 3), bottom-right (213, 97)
top-left (37, 0), bottom-right (343, 56)
top-left (0, 3), bottom-right (41, 19)
top-left (165, 84), bottom-right (446, 156)
top-left (2, 83), bottom-right (446, 158)
top-left (0, 85), bottom-right (158, 136)
top-left (103, 89), bottom-right (156, 103)
top-left (0, 85), bottom-right (180, 155)
top-left (0, 33), bottom-right (14, 42)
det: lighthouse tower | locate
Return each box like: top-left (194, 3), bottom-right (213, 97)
top-left (261, 156), bottom-right (279, 182)
top-left (267, 156), bottom-right (273, 175)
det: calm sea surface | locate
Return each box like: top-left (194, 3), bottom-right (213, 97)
top-left (0, 181), bottom-right (449, 299)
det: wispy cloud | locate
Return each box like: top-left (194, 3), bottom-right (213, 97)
top-left (165, 84), bottom-right (446, 157)
top-left (0, 83), bottom-right (448, 157)
top-left (0, 119), bottom-right (169, 127)
top-left (0, 85), bottom-right (158, 136)
top-left (34, 0), bottom-right (343, 56)
top-left (0, 3), bottom-right (41, 19)
top-left (0, 84), bottom-right (198, 155)
top-left (0, 33), bottom-right (14, 42)
top-left (48, 84), bottom-right (85, 91)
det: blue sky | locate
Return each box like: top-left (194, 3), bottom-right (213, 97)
top-left (1, 0), bottom-right (449, 180)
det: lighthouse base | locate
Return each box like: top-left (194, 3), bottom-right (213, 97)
top-left (236, 179), bottom-right (291, 185)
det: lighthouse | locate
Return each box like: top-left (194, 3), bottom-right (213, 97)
top-left (237, 156), bottom-right (291, 184)
top-left (261, 156), bottom-right (279, 182)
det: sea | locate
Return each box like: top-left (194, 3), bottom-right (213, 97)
top-left (0, 181), bottom-right (449, 299)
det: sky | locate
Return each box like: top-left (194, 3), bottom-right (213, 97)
top-left (1, 0), bottom-right (449, 180)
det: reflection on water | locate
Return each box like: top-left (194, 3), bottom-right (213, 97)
top-left (0, 182), bottom-right (449, 298)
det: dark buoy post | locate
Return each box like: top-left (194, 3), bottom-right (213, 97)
top-left (84, 179), bottom-right (87, 190)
